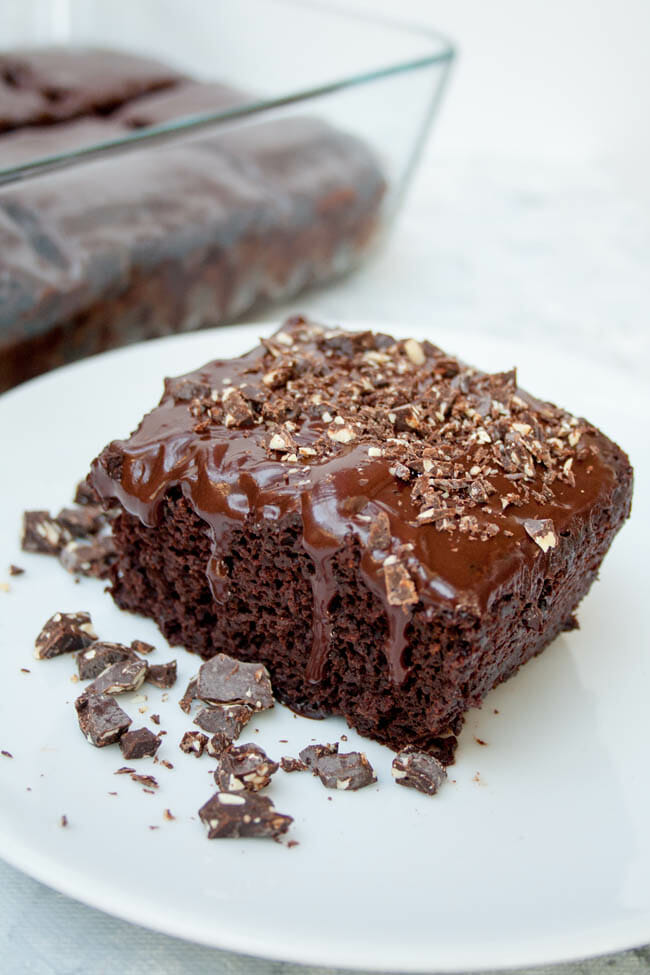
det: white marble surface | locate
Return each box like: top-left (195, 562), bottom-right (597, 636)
top-left (2, 150), bottom-right (648, 974)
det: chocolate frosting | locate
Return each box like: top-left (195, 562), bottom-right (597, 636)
top-left (90, 319), bottom-right (616, 686)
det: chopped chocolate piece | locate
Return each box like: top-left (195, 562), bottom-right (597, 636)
top-left (523, 518), bottom-right (558, 553)
top-left (20, 668), bottom-right (30, 673)
top-left (83, 658), bottom-right (147, 697)
top-left (130, 639), bottom-right (155, 655)
top-left (199, 791), bottom-right (293, 840)
top-left (77, 641), bottom-right (133, 679)
top-left (56, 505), bottom-right (104, 537)
top-left (59, 536), bottom-right (117, 578)
top-left (206, 733), bottom-right (232, 757)
top-left (280, 756), bottom-right (308, 773)
top-left (120, 727), bottom-right (161, 759)
top-left (367, 510), bottom-right (391, 551)
top-left (163, 808), bottom-right (175, 821)
top-left (147, 660), bottom-right (177, 689)
top-left (150, 713), bottom-right (161, 725)
top-left (34, 611), bottom-right (96, 659)
top-left (196, 653), bottom-right (274, 711)
top-left (214, 743), bottom-right (279, 792)
top-left (391, 746), bottom-right (447, 795)
top-left (76, 693), bottom-right (131, 747)
top-left (179, 730), bottom-right (208, 757)
top-left (74, 479), bottom-right (97, 506)
top-left (193, 703), bottom-right (252, 738)
top-left (9, 564), bottom-right (24, 576)
top-left (314, 751), bottom-right (376, 791)
top-left (1, 750), bottom-right (13, 759)
top-left (298, 742), bottom-right (339, 768)
top-left (131, 773), bottom-right (158, 789)
top-left (22, 510), bottom-right (70, 555)
top-left (114, 766), bottom-right (135, 774)
top-left (178, 676), bottom-right (198, 714)
top-left (160, 759), bottom-right (174, 770)
top-left (60, 815), bottom-right (68, 827)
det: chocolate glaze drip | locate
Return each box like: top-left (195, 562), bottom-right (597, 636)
top-left (90, 322), bottom-right (616, 685)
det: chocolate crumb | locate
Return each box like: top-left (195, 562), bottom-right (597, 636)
top-left (76, 641), bottom-right (133, 680)
top-left (56, 506), bottom-right (104, 537)
top-left (130, 773), bottom-right (158, 789)
top-left (59, 536), bottom-right (117, 579)
top-left (280, 756), bottom-right (308, 773)
top-left (9, 565), bottom-right (24, 576)
top-left (314, 751), bottom-right (376, 791)
top-left (150, 713), bottom-right (161, 725)
top-left (475, 737), bottom-right (487, 746)
top-left (392, 746), bottom-right (447, 795)
top-left (114, 766), bottom-right (135, 775)
top-left (178, 676), bottom-right (198, 714)
top-left (199, 791), bottom-right (292, 840)
top-left (120, 727), bottom-right (161, 760)
top-left (20, 668), bottom-right (30, 674)
top-left (298, 742), bottom-right (339, 768)
top-left (194, 703), bottom-right (252, 739)
top-left (22, 510), bottom-right (70, 555)
top-left (60, 815), bottom-right (68, 827)
top-left (75, 693), bottom-right (131, 747)
top-left (1, 750), bottom-right (13, 759)
top-left (130, 639), bottom-right (155, 655)
top-left (179, 731), bottom-right (208, 757)
top-left (147, 660), bottom-right (177, 689)
top-left (196, 653), bottom-right (274, 711)
top-left (35, 611), bottom-right (96, 660)
top-left (160, 759), bottom-right (174, 770)
top-left (163, 808), bottom-right (175, 821)
top-left (214, 743), bottom-right (279, 793)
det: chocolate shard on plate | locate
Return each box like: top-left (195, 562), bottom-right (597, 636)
top-left (193, 703), bottom-right (252, 738)
top-left (206, 733), bottom-right (232, 758)
top-left (9, 564), bottom-right (24, 576)
top-left (76, 693), bottom-right (131, 746)
top-left (34, 611), bottom-right (96, 660)
top-left (199, 791), bottom-right (293, 840)
top-left (22, 510), bottom-right (70, 555)
top-left (130, 639), bottom-right (155, 655)
top-left (214, 743), bottom-right (279, 793)
top-left (280, 756), bottom-right (309, 773)
top-left (298, 742), bottom-right (339, 769)
top-left (313, 751), bottom-right (377, 791)
top-left (56, 505), bottom-right (105, 537)
top-left (146, 660), bottom-right (177, 689)
top-left (196, 653), bottom-right (274, 711)
top-left (59, 536), bottom-right (117, 578)
top-left (82, 658), bottom-right (148, 697)
top-left (120, 727), bottom-right (161, 759)
top-left (178, 676), bottom-right (198, 714)
top-left (179, 730), bottom-right (208, 757)
top-left (77, 641), bottom-right (134, 680)
top-left (391, 746), bottom-right (447, 795)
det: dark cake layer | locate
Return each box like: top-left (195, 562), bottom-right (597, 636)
top-left (0, 49), bottom-right (384, 390)
top-left (90, 318), bottom-right (633, 759)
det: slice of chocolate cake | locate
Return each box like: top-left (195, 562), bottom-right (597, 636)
top-left (89, 317), bottom-right (633, 761)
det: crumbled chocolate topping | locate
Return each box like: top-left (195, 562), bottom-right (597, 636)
top-left (172, 320), bottom-right (593, 539)
top-left (199, 791), bottom-right (293, 840)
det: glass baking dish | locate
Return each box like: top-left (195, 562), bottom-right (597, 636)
top-left (0, 0), bottom-right (455, 390)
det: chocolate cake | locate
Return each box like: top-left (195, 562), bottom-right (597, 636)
top-left (89, 317), bottom-right (633, 760)
top-left (0, 49), bottom-right (385, 391)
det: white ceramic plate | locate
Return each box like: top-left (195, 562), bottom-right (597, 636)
top-left (0, 322), bottom-right (648, 974)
